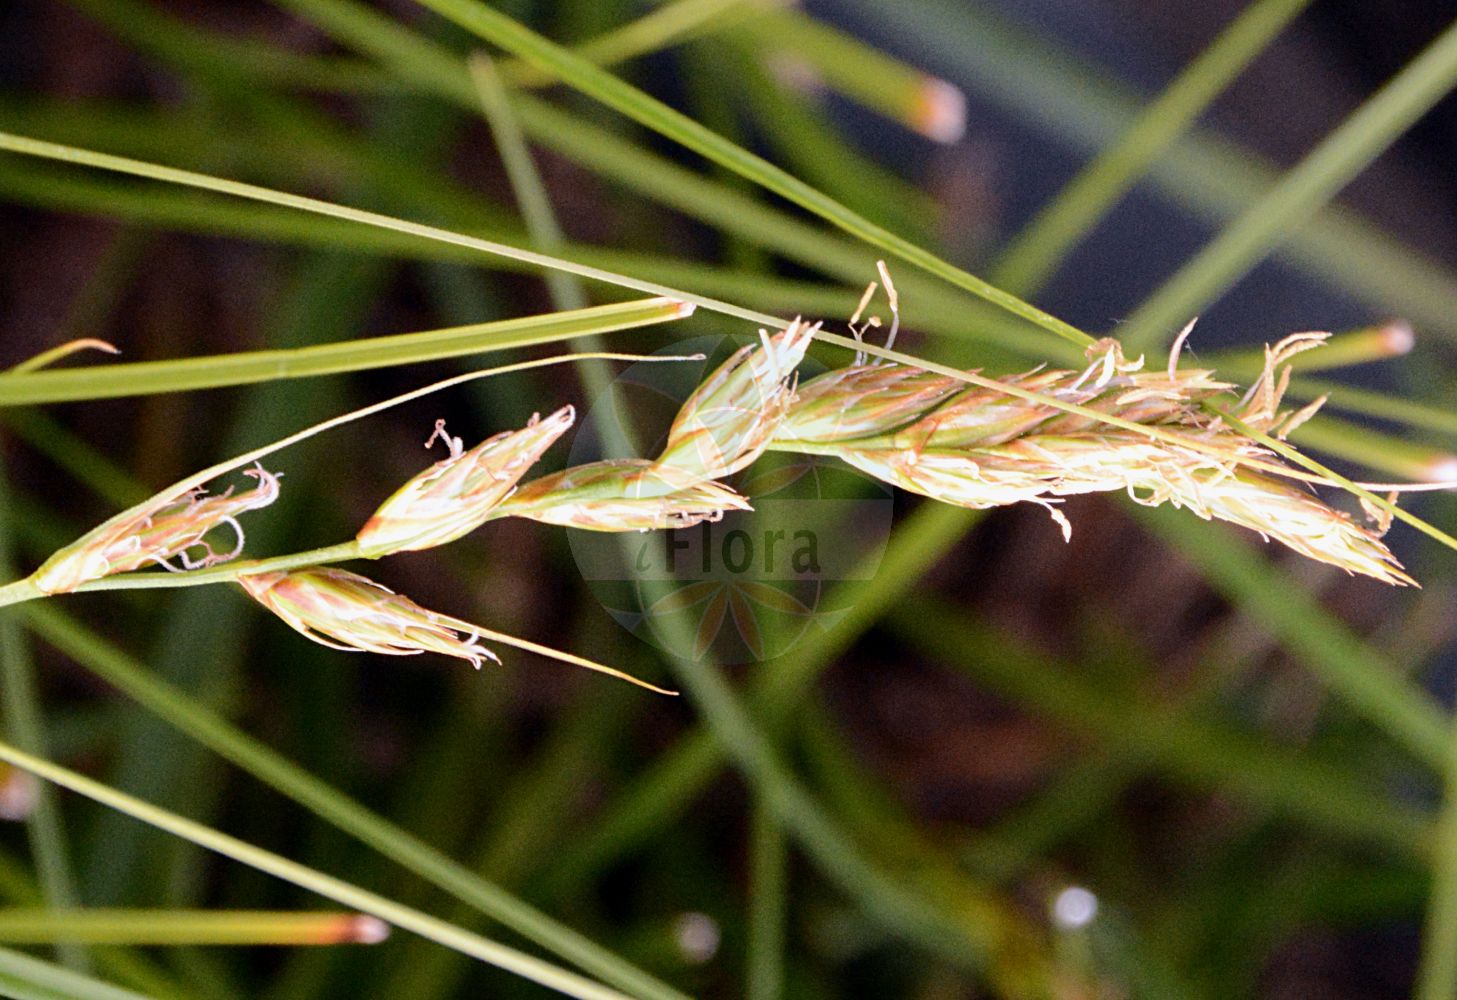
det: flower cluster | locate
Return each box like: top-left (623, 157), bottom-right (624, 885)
top-left (497, 319), bottom-right (816, 532)
top-left (356, 406), bottom-right (575, 557)
top-left (239, 567), bottom-right (671, 692)
top-left (26, 300), bottom-right (1417, 698)
top-left (777, 334), bottom-right (1410, 585)
top-left (33, 464), bottom-right (281, 594)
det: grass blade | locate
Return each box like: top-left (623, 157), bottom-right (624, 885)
top-left (17, 605), bottom-right (692, 1000)
top-left (0, 130), bottom-right (779, 328)
top-left (0, 298), bottom-right (692, 405)
top-left (1120, 19), bottom-right (1457, 351)
top-left (837, 0), bottom-right (1457, 345)
top-left (746, 801), bottom-right (787, 1000)
top-left (992, 0), bottom-right (1313, 294)
top-left (1417, 714), bottom-right (1457, 1000)
top-left (0, 910), bottom-right (386, 947)
top-left (1135, 505), bottom-right (1448, 768)
top-left (407, 0), bottom-right (1095, 349)
top-left (0, 946), bottom-right (154, 1000)
top-left (0, 458), bottom-right (86, 972)
top-left (0, 737), bottom-right (640, 1000)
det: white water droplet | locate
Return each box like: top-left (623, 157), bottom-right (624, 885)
top-left (1051, 886), bottom-right (1098, 930)
top-left (672, 912), bottom-right (720, 964)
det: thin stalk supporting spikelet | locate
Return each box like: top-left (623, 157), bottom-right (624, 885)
top-left (32, 464), bottom-right (281, 594)
top-left (776, 333), bottom-right (1412, 586)
top-left (239, 568), bottom-right (673, 693)
top-left (357, 406), bottom-right (575, 557)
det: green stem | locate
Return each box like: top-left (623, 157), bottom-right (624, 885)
top-left (408, 0), bottom-right (1096, 350)
top-left (745, 800), bottom-right (787, 1000)
top-left (1415, 713), bottom-right (1457, 1000)
top-left (0, 299), bottom-right (693, 406)
top-left (991, 0), bottom-right (1313, 294)
top-left (0, 456), bottom-right (87, 972)
top-left (0, 738), bottom-right (638, 1000)
top-left (20, 605), bottom-right (691, 1000)
top-left (0, 909), bottom-right (384, 947)
top-left (733, 10), bottom-right (962, 141)
top-left (0, 130), bottom-right (778, 329)
top-left (1135, 504), bottom-right (1448, 770)
top-left (501, 0), bottom-right (771, 89)
top-left (0, 543), bottom-right (363, 610)
top-left (0, 946), bottom-right (152, 1000)
top-left (1120, 18), bottom-right (1457, 350)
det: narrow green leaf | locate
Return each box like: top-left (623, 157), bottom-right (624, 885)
top-left (0, 299), bottom-right (692, 405)
top-left (1121, 19), bottom-right (1457, 350)
top-left (0, 737), bottom-right (639, 1000)
top-left (18, 605), bottom-right (692, 1000)
top-left (1416, 714), bottom-right (1457, 1000)
top-left (993, 0), bottom-right (1313, 294)
top-left (0, 910), bottom-right (384, 947)
top-left (0, 946), bottom-right (154, 1000)
top-left (407, 0), bottom-right (1096, 349)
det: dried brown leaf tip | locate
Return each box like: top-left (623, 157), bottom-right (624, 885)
top-left (239, 567), bottom-right (673, 692)
top-left (357, 406), bottom-right (574, 557)
top-left (779, 331), bottom-right (1412, 585)
top-left (33, 464), bottom-right (281, 594)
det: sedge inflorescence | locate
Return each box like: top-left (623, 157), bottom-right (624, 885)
top-left (356, 405), bottom-right (575, 557)
top-left (239, 568), bottom-right (501, 668)
top-left (24, 298), bottom-right (1415, 690)
top-left (776, 330), bottom-right (1410, 585)
top-left (33, 463), bottom-right (282, 595)
top-left (494, 320), bottom-right (817, 532)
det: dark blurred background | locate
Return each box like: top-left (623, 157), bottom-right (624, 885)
top-left (3, 2), bottom-right (1457, 998)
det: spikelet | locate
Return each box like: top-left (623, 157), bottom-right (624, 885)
top-left (497, 459), bottom-right (750, 532)
top-left (492, 324), bottom-right (814, 533)
top-left (240, 568), bottom-right (500, 667)
top-left (781, 334), bottom-right (1412, 585)
top-left (239, 567), bottom-right (672, 692)
top-left (33, 464), bottom-right (281, 594)
top-left (357, 406), bottom-right (574, 557)
top-left (656, 319), bottom-right (816, 479)
top-left (781, 364), bottom-right (962, 444)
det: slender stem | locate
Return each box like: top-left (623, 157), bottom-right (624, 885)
top-left (0, 909), bottom-right (385, 946)
top-left (1415, 712), bottom-right (1457, 1000)
top-left (410, 0), bottom-right (1096, 349)
top-left (21, 605), bottom-right (692, 1000)
top-left (0, 130), bottom-right (779, 329)
top-left (0, 738), bottom-right (637, 1000)
top-left (746, 800), bottom-right (787, 1000)
top-left (7, 128), bottom-right (1427, 544)
top-left (0, 298), bottom-right (694, 406)
top-left (501, 0), bottom-right (772, 90)
top-left (1135, 504), bottom-right (1448, 770)
top-left (0, 456), bottom-right (87, 971)
top-left (1120, 18), bottom-right (1457, 351)
top-left (0, 543), bottom-right (364, 609)
top-left (991, 0), bottom-right (1313, 294)
top-left (0, 946), bottom-right (151, 1000)
top-left (0, 351), bottom-right (695, 609)
top-left (733, 9), bottom-right (964, 142)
